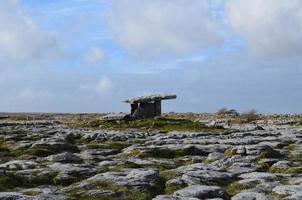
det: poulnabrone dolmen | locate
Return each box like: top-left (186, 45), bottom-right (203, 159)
top-left (123, 94), bottom-right (177, 119)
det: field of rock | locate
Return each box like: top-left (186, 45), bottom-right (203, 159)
top-left (0, 113), bottom-right (301, 200)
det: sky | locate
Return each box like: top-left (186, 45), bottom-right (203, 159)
top-left (0, 0), bottom-right (301, 114)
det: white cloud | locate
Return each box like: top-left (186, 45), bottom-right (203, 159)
top-left (107, 0), bottom-right (222, 56)
top-left (0, 1), bottom-right (64, 61)
top-left (79, 77), bottom-right (113, 95)
top-left (84, 47), bottom-right (105, 65)
top-left (226, 0), bottom-right (302, 57)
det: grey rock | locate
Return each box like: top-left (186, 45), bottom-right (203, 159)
top-left (236, 146), bottom-right (247, 155)
top-left (0, 192), bottom-right (36, 200)
top-left (88, 168), bottom-right (159, 192)
top-left (228, 163), bottom-right (260, 174)
top-left (31, 138), bottom-right (77, 154)
top-left (284, 192), bottom-right (302, 200)
top-left (20, 186), bottom-right (59, 196)
top-left (258, 159), bottom-right (279, 167)
top-left (45, 152), bottom-right (82, 163)
top-left (239, 172), bottom-right (278, 181)
top-left (176, 163), bottom-right (222, 174)
top-left (61, 180), bottom-right (94, 192)
top-left (177, 163), bottom-right (233, 185)
top-left (231, 192), bottom-right (277, 200)
top-left (207, 152), bottom-right (225, 161)
top-left (271, 161), bottom-right (292, 168)
top-left (49, 163), bottom-right (94, 184)
top-left (83, 190), bottom-right (118, 198)
top-left (79, 149), bottom-right (118, 160)
top-left (152, 195), bottom-right (199, 200)
top-left (174, 185), bottom-right (224, 199)
top-left (0, 160), bottom-right (39, 170)
top-left (36, 194), bottom-right (67, 200)
top-left (182, 170), bottom-right (233, 185)
top-left (166, 177), bottom-right (186, 188)
top-left (287, 177), bottom-right (302, 185)
top-left (272, 185), bottom-right (302, 196)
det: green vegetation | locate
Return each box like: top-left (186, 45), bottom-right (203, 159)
top-left (0, 139), bottom-right (10, 157)
top-left (83, 118), bottom-right (225, 133)
top-left (257, 148), bottom-right (283, 161)
top-left (0, 172), bottom-right (58, 191)
top-left (258, 162), bottom-right (271, 172)
top-left (164, 185), bottom-right (182, 195)
top-left (224, 148), bottom-right (237, 158)
top-left (52, 174), bottom-right (84, 186)
top-left (0, 134), bottom-right (80, 158)
top-left (226, 182), bottom-right (258, 196)
top-left (23, 148), bottom-right (57, 157)
top-left (22, 191), bottom-right (41, 196)
top-left (269, 167), bottom-right (299, 174)
top-left (9, 145), bottom-right (80, 158)
top-left (287, 144), bottom-right (297, 151)
top-left (109, 161), bottom-right (143, 172)
top-left (159, 170), bottom-right (181, 180)
top-left (127, 147), bottom-right (204, 159)
top-left (271, 192), bottom-right (286, 200)
top-left (141, 160), bottom-right (179, 171)
top-left (287, 121), bottom-right (302, 126)
top-left (159, 170), bottom-right (183, 194)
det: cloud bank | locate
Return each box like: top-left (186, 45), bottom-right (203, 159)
top-left (108, 0), bottom-right (222, 57)
top-left (79, 77), bottom-right (113, 95)
top-left (226, 0), bottom-right (302, 58)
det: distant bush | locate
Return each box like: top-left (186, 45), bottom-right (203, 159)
top-left (241, 109), bottom-right (259, 122)
top-left (217, 108), bottom-right (239, 115)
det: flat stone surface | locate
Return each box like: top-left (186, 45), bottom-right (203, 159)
top-left (174, 185), bottom-right (224, 199)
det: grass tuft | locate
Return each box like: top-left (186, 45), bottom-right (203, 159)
top-left (82, 117), bottom-right (225, 133)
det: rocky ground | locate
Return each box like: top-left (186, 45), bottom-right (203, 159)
top-left (0, 114), bottom-right (301, 200)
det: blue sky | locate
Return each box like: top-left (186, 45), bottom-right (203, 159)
top-left (0, 0), bottom-right (301, 113)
